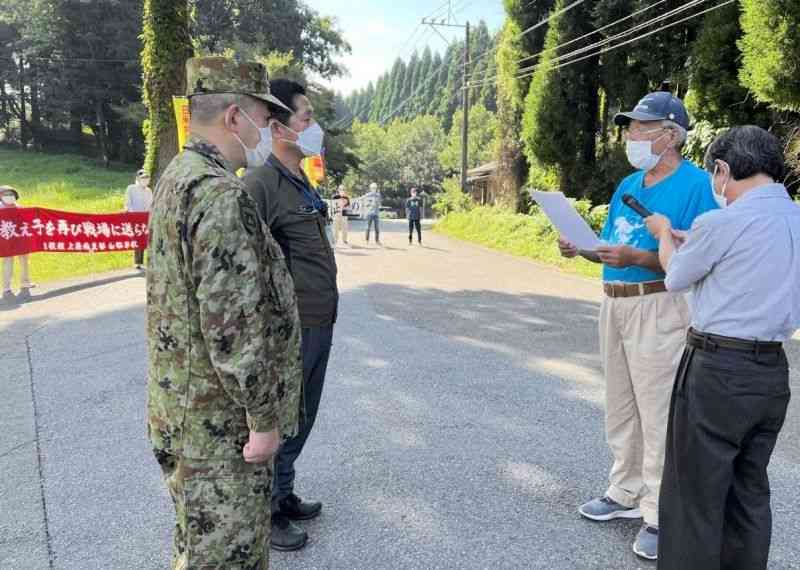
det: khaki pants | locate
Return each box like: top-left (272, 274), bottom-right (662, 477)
top-left (2, 255), bottom-right (31, 292)
top-left (600, 290), bottom-right (689, 527)
top-left (333, 214), bottom-right (348, 244)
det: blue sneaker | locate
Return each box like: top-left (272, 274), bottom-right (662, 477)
top-left (578, 496), bottom-right (642, 521)
top-left (633, 524), bottom-right (658, 560)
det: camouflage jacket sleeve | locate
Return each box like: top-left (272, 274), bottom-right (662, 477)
top-left (191, 186), bottom-right (277, 433)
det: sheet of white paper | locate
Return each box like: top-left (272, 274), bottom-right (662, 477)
top-left (531, 191), bottom-right (602, 251)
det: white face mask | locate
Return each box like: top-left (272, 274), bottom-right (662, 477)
top-left (281, 122), bottom-right (325, 157)
top-left (625, 132), bottom-right (667, 172)
top-left (233, 109), bottom-right (272, 168)
top-left (710, 164), bottom-right (729, 208)
top-left (1, 195), bottom-right (16, 205)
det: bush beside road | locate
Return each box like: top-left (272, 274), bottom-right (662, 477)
top-left (434, 204), bottom-right (606, 279)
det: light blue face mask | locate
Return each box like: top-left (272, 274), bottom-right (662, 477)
top-left (278, 121), bottom-right (325, 157)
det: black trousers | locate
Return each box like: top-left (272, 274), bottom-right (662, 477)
top-left (272, 325), bottom-right (334, 505)
top-left (659, 342), bottom-right (790, 570)
top-left (134, 248), bottom-right (144, 266)
top-left (408, 219), bottom-right (421, 242)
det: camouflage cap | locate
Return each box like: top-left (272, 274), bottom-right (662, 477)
top-left (186, 56), bottom-right (291, 112)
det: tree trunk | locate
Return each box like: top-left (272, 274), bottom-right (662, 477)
top-left (95, 100), bottom-right (110, 168)
top-left (580, 58), bottom-right (600, 199)
top-left (18, 56), bottom-right (29, 149)
top-left (142, 0), bottom-right (193, 181)
top-left (599, 88), bottom-right (609, 147)
top-left (1, 80), bottom-right (8, 138)
top-left (70, 107), bottom-right (83, 146)
top-left (30, 64), bottom-right (42, 150)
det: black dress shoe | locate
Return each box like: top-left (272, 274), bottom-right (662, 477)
top-left (277, 493), bottom-right (322, 521)
top-left (270, 513), bottom-right (308, 551)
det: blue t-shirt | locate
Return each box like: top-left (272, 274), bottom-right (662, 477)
top-left (600, 160), bottom-right (718, 283)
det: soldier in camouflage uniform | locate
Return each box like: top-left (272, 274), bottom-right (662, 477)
top-left (146, 56), bottom-right (302, 570)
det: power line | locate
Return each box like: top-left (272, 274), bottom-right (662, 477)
top-left (467, 0), bottom-right (700, 87)
top-left (466, 0), bottom-right (712, 89)
top-left (334, 0), bottom-right (477, 130)
top-left (466, 0), bottom-right (669, 81)
top-left (522, 0), bottom-right (706, 73)
top-left (23, 56), bottom-right (139, 63)
top-left (378, 53), bottom-right (453, 125)
top-left (488, 0), bottom-right (733, 88)
top-left (465, 0), bottom-right (586, 73)
top-left (546, 0), bottom-right (734, 73)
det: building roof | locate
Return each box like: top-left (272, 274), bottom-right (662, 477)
top-left (466, 161), bottom-right (498, 183)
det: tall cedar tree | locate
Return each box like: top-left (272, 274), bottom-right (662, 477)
top-left (493, 0), bottom-right (556, 210)
top-left (522, 0), bottom-right (599, 197)
top-left (686, 2), bottom-right (768, 126)
top-left (141, 0), bottom-right (193, 178)
top-left (739, 0), bottom-right (800, 112)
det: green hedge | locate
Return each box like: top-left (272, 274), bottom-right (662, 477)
top-left (434, 204), bottom-right (605, 279)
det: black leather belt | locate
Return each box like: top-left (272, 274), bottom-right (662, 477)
top-left (687, 328), bottom-right (782, 354)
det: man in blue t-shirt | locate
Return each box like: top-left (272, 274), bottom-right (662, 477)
top-left (558, 91), bottom-right (717, 562)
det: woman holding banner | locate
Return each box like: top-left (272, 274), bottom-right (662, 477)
top-left (0, 186), bottom-right (34, 302)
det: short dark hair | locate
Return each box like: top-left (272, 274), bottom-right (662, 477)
top-left (704, 125), bottom-right (786, 182)
top-left (269, 79), bottom-right (307, 125)
top-left (189, 93), bottom-right (263, 124)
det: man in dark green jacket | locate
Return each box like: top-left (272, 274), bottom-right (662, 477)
top-left (244, 79), bottom-right (338, 552)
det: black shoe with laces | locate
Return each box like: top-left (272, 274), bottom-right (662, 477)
top-left (277, 493), bottom-right (322, 521)
top-left (270, 512), bottom-right (308, 551)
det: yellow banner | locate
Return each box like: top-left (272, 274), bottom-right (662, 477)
top-left (303, 155), bottom-right (325, 188)
top-left (172, 96), bottom-right (190, 151)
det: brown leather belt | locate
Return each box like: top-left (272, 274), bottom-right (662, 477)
top-left (687, 328), bottom-right (782, 354)
top-left (603, 281), bottom-right (666, 298)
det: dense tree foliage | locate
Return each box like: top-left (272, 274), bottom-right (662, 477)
top-left (0, 0), bottom-right (349, 171)
top-left (343, 21), bottom-right (497, 128)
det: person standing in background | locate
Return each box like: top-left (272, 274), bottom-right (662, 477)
top-left (332, 185), bottom-right (350, 247)
top-left (364, 182), bottom-right (382, 245)
top-left (1, 185), bottom-right (35, 302)
top-left (125, 169), bottom-right (153, 269)
top-left (405, 187), bottom-right (423, 245)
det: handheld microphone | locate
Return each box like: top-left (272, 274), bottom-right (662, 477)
top-left (622, 194), bottom-right (653, 218)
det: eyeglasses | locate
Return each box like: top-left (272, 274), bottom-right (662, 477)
top-left (625, 126), bottom-right (665, 137)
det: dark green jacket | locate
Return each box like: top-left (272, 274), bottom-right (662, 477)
top-left (244, 155), bottom-right (338, 327)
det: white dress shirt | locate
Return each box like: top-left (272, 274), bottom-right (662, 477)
top-left (125, 183), bottom-right (153, 212)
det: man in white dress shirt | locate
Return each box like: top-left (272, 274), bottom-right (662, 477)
top-left (125, 169), bottom-right (153, 269)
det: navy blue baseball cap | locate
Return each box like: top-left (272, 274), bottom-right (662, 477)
top-left (614, 91), bottom-right (690, 130)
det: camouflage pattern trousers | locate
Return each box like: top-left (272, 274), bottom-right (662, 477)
top-left (157, 452), bottom-right (273, 570)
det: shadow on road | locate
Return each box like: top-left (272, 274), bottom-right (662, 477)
top-left (1, 280), bottom-right (798, 569)
top-left (1, 271), bottom-right (145, 311)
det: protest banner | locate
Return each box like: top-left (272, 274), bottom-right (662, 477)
top-left (0, 208), bottom-right (149, 258)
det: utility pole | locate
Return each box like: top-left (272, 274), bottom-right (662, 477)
top-left (422, 10), bottom-right (470, 192)
top-left (461, 22), bottom-right (470, 193)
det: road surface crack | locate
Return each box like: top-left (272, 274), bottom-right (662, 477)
top-left (25, 337), bottom-right (55, 570)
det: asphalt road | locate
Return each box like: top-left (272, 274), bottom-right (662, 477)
top-left (1, 219), bottom-right (798, 570)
